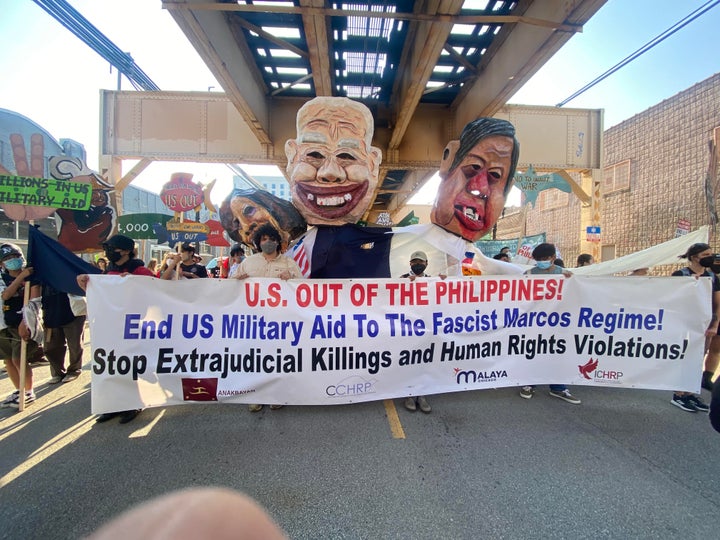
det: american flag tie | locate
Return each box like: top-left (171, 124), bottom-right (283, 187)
top-left (292, 237), bottom-right (311, 277)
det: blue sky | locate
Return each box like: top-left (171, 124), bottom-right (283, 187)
top-left (1, 0), bottom-right (719, 203)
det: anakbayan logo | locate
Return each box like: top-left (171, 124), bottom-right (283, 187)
top-left (453, 367), bottom-right (508, 384)
top-left (578, 358), bottom-right (623, 383)
top-left (182, 377), bottom-right (218, 401)
top-left (326, 375), bottom-right (377, 398)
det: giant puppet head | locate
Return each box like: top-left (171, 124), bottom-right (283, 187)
top-left (285, 97), bottom-right (382, 226)
top-left (218, 187), bottom-right (307, 252)
top-left (431, 118), bottom-right (519, 242)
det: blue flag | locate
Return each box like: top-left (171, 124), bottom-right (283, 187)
top-left (27, 226), bottom-right (101, 296)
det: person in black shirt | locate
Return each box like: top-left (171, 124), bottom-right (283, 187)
top-left (670, 243), bottom-right (719, 413)
top-left (161, 243), bottom-right (208, 280)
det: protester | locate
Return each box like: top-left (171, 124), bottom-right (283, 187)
top-left (576, 253), bottom-right (594, 267)
top-left (41, 283), bottom-right (85, 384)
top-left (0, 243), bottom-right (42, 408)
top-left (493, 253), bottom-right (510, 263)
top-left (233, 224), bottom-right (303, 412)
top-left (500, 246), bottom-right (511, 255)
top-left (711, 381), bottom-right (720, 433)
top-left (146, 258), bottom-right (158, 275)
top-left (158, 252), bottom-right (175, 278)
top-left (519, 243), bottom-right (581, 404)
top-left (227, 243), bottom-right (245, 278)
top-left (399, 251), bottom-right (433, 413)
top-left (77, 234), bottom-right (155, 424)
top-left (95, 257), bottom-right (108, 273)
top-left (669, 243), bottom-right (718, 412)
top-left (161, 243), bottom-right (208, 280)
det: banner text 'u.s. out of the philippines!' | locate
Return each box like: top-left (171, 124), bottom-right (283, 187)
top-left (86, 274), bottom-right (710, 414)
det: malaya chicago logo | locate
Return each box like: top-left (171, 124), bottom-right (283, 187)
top-left (454, 367), bottom-right (507, 384)
top-left (578, 358), bottom-right (623, 382)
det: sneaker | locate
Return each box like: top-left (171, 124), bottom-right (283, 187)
top-left (417, 396), bottom-right (431, 413)
top-left (48, 375), bottom-right (64, 384)
top-left (9, 391), bottom-right (35, 409)
top-left (1, 391), bottom-right (19, 408)
top-left (670, 394), bottom-right (697, 412)
top-left (549, 389), bottom-right (581, 404)
top-left (96, 412), bottom-right (120, 423)
top-left (62, 372), bottom-right (81, 383)
top-left (248, 404), bottom-right (263, 412)
top-left (119, 409), bottom-right (141, 424)
top-left (404, 397), bottom-right (417, 411)
top-left (269, 404), bottom-right (284, 410)
top-left (686, 394), bottom-right (709, 412)
top-left (519, 386), bottom-right (534, 399)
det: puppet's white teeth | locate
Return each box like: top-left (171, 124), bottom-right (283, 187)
top-left (317, 194), bottom-right (350, 206)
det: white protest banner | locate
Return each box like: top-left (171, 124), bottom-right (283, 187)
top-left (87, 275), bottom-right (710, 414)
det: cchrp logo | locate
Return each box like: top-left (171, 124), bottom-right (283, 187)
top-left (326, 375), bottom-right (376, 398)
top-left (578, 358), bottom-right (623, 382)
top-left (454, 367), bottom-right (508, 384)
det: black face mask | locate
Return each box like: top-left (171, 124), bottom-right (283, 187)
top-left (699, 255), bottom-right (717, 268)
top-left (410, 263), bottom-right (427, 275)
top-left (105, 248), bottom-right (123, 263)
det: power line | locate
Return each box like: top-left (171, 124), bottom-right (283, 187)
top-left (557, 0), bottom-right (719, 107)
top-left (31, 0), bottom-right (161, 91)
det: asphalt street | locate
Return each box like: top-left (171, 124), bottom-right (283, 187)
top-left (1, 331), bottom-right (719, 540)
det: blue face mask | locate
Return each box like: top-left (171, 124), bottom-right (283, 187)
top-left (3, 257), bottom-right (23, 271)
top-left (536, 260), bottom-right (552, 270)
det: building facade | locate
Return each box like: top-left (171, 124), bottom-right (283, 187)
top-left (498, 72), bottom-right (720, 266)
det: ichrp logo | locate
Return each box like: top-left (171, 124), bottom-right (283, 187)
top-left (578, 358), bottom-right (623, 383)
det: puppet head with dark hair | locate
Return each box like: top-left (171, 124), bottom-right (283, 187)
top-left (219, 188), bottom-right (306, 251)
top-left (431, 118), bottom-right (519, 242)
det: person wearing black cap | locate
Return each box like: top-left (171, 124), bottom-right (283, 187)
top-left (669, 242), bottom-right (718, 413)
top-left (100, 235), bottom-right (156, 278)
top-left (161, 243), bottom-right (208, 280)
top-left (399, 250), bottom-right (433, 413)
top-left (77, 234), bottom-right (155, 424)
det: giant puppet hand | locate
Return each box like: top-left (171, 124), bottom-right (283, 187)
top-left (0, 133), bottom-right (57, 221)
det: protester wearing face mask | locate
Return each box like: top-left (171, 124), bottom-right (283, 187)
top-left (0, 243), bottom-right (42, 409)
top-left (232, 223), bottom-right (302, 283)
top-left (76, 234), bottom-right (155, 424)
top-left (519, 243), bottom-right (581, 404)
top-left (233, 223), bottom-right (303, 412)
top-left (669, 243), bottom-right (719, 413)
top-left (398, 251), bottom-right (433, 413)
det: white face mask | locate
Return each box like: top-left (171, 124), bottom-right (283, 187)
top-left (3, 257), bottom-right (24, 271)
